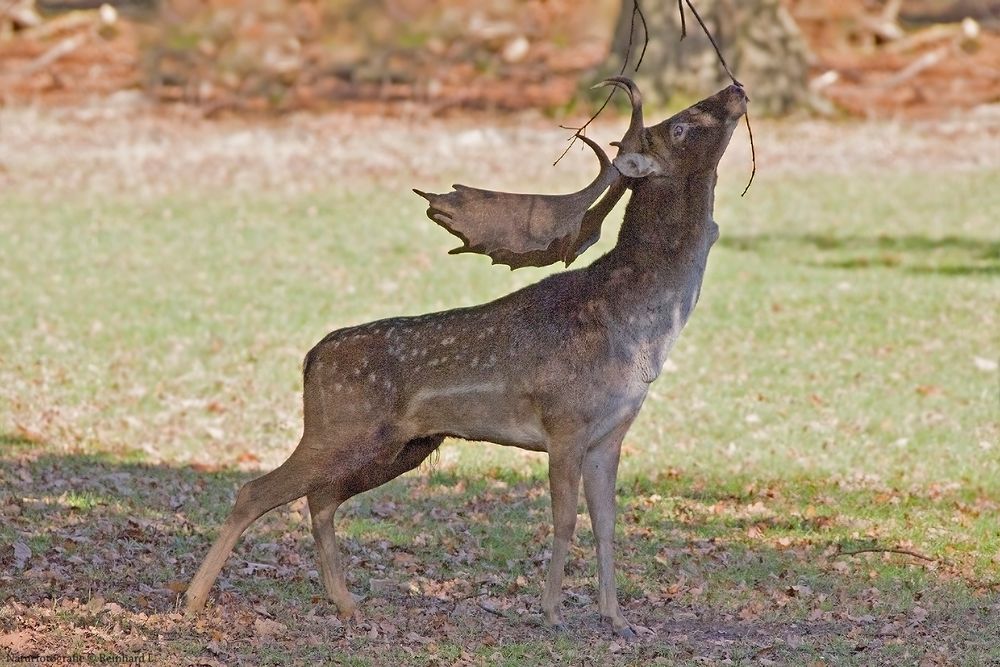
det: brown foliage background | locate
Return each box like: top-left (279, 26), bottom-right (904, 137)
top-left (0, 0), bottom-right (998, 117)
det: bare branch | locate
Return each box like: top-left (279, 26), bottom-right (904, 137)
top-left (554, 0), bottom-right (648, 166)
top-left (556, 0), bottom-right (745, 167)
top-left (634, 2), bottom-right (650, 70)
top-left (677, 1), bottom-right (759, 195)
top-left (741, 110), bottom-right (756, 197)
top-left (681, 0), bottom-right (740, 86)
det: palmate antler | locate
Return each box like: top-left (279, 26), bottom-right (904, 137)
top-left (415, 78), bottom-right (645, 270)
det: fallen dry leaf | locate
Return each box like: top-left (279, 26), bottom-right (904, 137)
top-left (13, 541), bottom-right (31, 569)
top-left (253, 617), bottom-right (288, 637)
top-left (165, 580), bottom-right (188, 594)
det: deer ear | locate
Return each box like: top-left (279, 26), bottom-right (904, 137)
top-left (613, 153), bottom-right (661, 179)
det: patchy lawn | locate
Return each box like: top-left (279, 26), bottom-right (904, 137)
top-left (1, 106), bottom-right (998, 665)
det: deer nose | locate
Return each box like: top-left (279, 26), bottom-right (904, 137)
top-left (729, 83), bottom-right (748, 102)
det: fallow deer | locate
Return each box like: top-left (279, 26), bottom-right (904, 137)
top-left (185, 78), bottom-right (748, 639)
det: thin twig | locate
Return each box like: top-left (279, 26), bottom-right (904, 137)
top-left (446, 590), bottom-right (490, 618)
top-left (555, 0), bottom-right (740, 167)
top-left (551, 92), bottom-right (614, 166)
top-left (634, 2), bottom-right (649, 70)
top-left (557, 0), bottom-right (759, 196)
top-left (478, 601), bottom-right (506, 617)
top-left (681, 0), bottom-right (757, 194)
top-left (553, 0), bottom-right (647, 166)
top-left (837, 547), bottom-right (942, 564)
top-left (740, 110), bottom-right (756, 197)
top-left (682, 0), bottom-right (740, 86)
top-left (450, 591), bottom-right (489, 604)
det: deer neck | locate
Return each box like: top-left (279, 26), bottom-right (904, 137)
top-left (611, 172), bottom-right (718, 259)
top-left (588, 172), bottom-right (720, 382)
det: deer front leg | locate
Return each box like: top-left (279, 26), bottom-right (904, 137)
top-left (582, 422), bottom-right (646, 640)
top-left (541, 448), bottom-right (584, 629)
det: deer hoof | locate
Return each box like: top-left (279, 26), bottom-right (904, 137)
top-left (334, 592), bottom-right (363, 621)
top-left (613, 623), bottom-right (651, 641)
top-left (184, 593), bottom-right (206, 616)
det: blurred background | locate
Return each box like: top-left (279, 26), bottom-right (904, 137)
top-left (1, 3), bottom-right (998, 664)
top-left (2, 0), bottom-right (998, 117)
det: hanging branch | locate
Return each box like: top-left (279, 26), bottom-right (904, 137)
top-left (678, 0), bottom-right (757, 196)
top-left (680, 0), bottom-right (740, 86)
top-left (741, 110), bottom-right (756, 197)
top-left (553, 0), bottom-right (648, 166)
top-left (556, 0), bottom-right (757, 195)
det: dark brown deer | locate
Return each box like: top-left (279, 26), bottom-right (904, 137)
top-left (185, 79), bottom-right (748, 639)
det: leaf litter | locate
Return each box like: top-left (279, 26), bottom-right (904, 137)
top-left (1, 448), bottom-right (997, 664)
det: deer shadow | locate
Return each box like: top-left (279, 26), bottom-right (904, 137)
top-left (719, 232), bottom-right (1000, 276)
top-left (2, 438), bottom-right (994, 663)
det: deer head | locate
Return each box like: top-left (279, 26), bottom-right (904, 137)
top-left (606, 78), bottom-right (748, 182)
top-left (415, 78), bottom-right (747, 269)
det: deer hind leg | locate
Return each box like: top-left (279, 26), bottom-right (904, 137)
top-left (307, 486), bottom-right (355, 618)
top-left (308, 435), bottom-right (443, 619)
top-left (185, 445), bottom-right (317, 613)
top-left (541, 447), bottom-right (584, 630)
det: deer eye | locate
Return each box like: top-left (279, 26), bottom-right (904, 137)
top-left (671, 123), bottom-right (688, 142)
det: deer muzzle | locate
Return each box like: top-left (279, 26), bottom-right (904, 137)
top-left (723, 83), bottom-right (748, 119)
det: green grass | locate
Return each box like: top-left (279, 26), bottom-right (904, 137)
top-left (1, 167), bottom-right (998, 664)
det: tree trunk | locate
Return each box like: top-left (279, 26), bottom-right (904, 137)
top-left (601, 0), bottom-right (813, 115)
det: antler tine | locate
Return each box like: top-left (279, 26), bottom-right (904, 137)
top-left (593, 76), bottom-right (641, 102)
top-left (575, 133), bottom-right (612, 171)
top-left (592, 77), bottom-right (644, 153)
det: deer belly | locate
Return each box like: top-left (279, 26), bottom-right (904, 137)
top-left (401, 382), bottom-right (549, 451)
